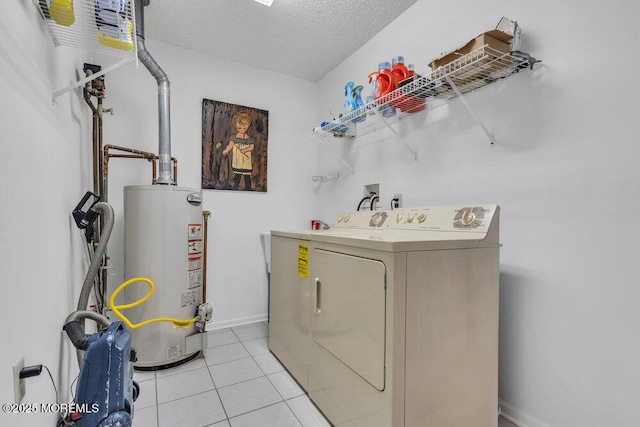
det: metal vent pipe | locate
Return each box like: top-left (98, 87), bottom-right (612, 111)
top-left (134, 0), bottom-right (173, 185)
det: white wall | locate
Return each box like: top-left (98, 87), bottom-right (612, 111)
top-left (315, 1), bottom-right (640, 426)
top-left (100, 40), bottom-right (318, 329)
top-left (4, 1), bottom-right (639, 426)
top-left (0, 1), bottom-right (93, 424)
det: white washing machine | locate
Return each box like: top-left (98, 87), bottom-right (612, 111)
top-left (270, 205), bottom-right (500, 427)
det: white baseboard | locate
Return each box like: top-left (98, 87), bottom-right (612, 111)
top-left (206, 314), bottom-right (268, 331)
top-left (499, 400), bottom-right (550, 427)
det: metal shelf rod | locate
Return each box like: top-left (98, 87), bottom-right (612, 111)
top-left (444, 75), bottom-right (496, 146)
top-left (369, 109), bottom-right (417, 160)
top-left (53, 56), bottom-right (135, 101)
top-left (312, 134), bottom-right (355, 174)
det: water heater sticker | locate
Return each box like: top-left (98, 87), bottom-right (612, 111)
top-left (188, 240), bottom-right (203, 255)
top-left (188, 256), bottom-right (202, 271)
top-left (167, 345), bottom-right (180, 360)
top-left (181, 291), bottom-right (196, 307)
top-left (188, 224), bottom-right (203, 240)
top-left (298, 244), bottom-right (309, 278)
top-left (186, 193), bottom-right (202, 206)
top-left (188, 268), bottom-right (203, 290)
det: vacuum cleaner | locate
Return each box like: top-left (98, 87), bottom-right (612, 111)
top-left (61, 317), bottom-right (138, 427)
top-left (60, 196), bottom-right (138, 427)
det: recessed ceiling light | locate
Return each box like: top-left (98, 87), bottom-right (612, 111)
top-left (254, 0), bottom-right (274, 6)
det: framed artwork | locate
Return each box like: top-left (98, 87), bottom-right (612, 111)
top-left (202, 99), bottom-right (268, 192)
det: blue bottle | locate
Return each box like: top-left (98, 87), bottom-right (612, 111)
top-left (343, 82), bottom-right (357, 121)
top-left (352, 85), bottom-right (366, 122)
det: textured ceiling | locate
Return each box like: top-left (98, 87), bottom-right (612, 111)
top-left (143, 0), bottom-right (418, 82)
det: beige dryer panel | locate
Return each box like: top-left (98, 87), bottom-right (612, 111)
top-left (311, 249), bottom-right (387, 391)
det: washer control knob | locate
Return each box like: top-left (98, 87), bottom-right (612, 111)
top-left (461, 210), bottom-right (476, 225)
top-left (417, 213), bottom-right (426, 223)
top-left (372, 213), bottom-right (383, 225)
top-left (337, 215), bottom-right (343, 223)
top-left (344, 215), bottom-right (350, 223)
top-left (406, 214), bottom-right (414, 223)
top-left (396, 214), bottom-right (403, 223)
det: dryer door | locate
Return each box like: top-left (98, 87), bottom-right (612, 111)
top-left (311, 249), bottom-right (386, 391)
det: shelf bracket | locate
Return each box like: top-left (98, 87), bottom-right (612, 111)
top-left (371, 109), bottom-right (418, 160)
top-left (312, 134), bottom-right (355, 174)
top-left (444, 75), bottom-right (496, 146)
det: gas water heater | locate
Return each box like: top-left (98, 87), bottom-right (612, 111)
top-left (124, 185), bottom-right (205, 369)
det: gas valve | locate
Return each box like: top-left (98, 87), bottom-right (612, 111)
top-left (195, 302), bottom-right (213, 331)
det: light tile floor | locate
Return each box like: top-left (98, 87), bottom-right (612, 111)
top-left (132, 321), bottom-right (330, 427)
top-left (132, 321), bottom-right (518, 427)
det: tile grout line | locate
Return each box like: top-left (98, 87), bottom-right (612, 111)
top-left (205, 353), bottom-right (232, 425)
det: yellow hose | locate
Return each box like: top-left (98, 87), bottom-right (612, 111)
top-left (109, 277), bottom-right (196, 329)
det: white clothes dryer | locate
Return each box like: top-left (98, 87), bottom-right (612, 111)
top-left (270, 205), bottom-right (500, 427)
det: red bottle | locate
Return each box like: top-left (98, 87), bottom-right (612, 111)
top-left (374, 62), bottom-right (396, 101)
top-left (391, 56), bottom-right (413, 85)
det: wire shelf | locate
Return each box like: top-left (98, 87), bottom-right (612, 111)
top-left (313, 46), bottom-right (537, 140)
top-left (33, 0), bottom-right (138, 99)
top-left (36, 0), bottom-right (137, 57)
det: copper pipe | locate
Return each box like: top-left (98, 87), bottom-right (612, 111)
top-left (102, 146), bottom-right (179, 190)
top-left (171, 157), bottom-right (178, 185)
top-left (107, 154), bottom-right (155, 159)
top-left (96, 80), bottom-right (104, 199)
top-left (202, 211), bottom-right (211, 304)
top-left (84, 73), bottom-right (107, 314)
top-left (152, 161), bottom-right (157, 185)
top-left (103, 145), bottom-right (159, 196)
top-left (83, 79), bottom-right (99, 195)
top-left (104, 144), bottom-right (159, 158)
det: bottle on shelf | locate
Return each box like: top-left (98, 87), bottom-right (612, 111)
top-left (366, 72), bottom-right (378, 115)
top-left (49, 0), bottom-right (75, 26)
top-left (352, 85), bottom-right (366, 122)
top-left (391, 56), bottom-right (411, 86)
top-left (343, 81), bottom-right (357, 117)
top-left (374, 62), bottom-right (396, 117)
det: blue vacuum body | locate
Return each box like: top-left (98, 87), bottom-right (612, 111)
top-left (74, 321), bottom-right (138, 427)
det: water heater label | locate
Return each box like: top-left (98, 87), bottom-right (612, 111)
top-left (188, 268), bottom-right (203, 289)
top-left (188, 240), bottom-right (203, 255)
top-left (186, 193), bottom-right (202, 206)
top-left (188, 224), bottom-right (203, 240)
top-left (167, 345), bottom-right (180, 360)
top-left (188, 256), bottom-right (202, 271)
top-left (181, 290), bottom-right (196, 307)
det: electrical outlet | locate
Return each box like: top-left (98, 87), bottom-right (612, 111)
top-left (13, 356), bottom-right (25, 404)
top-left (393, 193), bottom-right (403, 209)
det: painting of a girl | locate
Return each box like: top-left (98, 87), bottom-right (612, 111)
top-left (223, 112), bottom-right (255, 190)
top-left (202, 100), bottom-right (268, 191)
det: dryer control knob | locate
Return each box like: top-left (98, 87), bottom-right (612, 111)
top-left (344, 215), bottom-right (350, 223)
top-left (417, 213), bottom-right (426, 223)
top-left (406, 214), bottom-right (414, 223)
top-left (461, 210), bottom-right (476, 225)
top-left (396, 214), bottom-right (403, 223)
